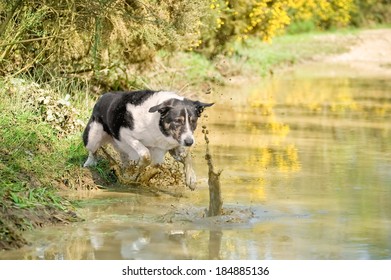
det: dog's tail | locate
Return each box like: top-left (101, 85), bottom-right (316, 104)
top-left (82, 117), bottom-right (93, 147)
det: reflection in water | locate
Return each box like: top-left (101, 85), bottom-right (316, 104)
top-left (208, 230), bottom-right (223, 260)
top-left (1, 74), bottom-right (391, 260)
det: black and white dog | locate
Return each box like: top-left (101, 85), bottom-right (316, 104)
top-left (82, 90), bottom-right (213, 189)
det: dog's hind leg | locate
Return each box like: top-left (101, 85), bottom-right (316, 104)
top-left (83, 121), bottom-right (109, 167)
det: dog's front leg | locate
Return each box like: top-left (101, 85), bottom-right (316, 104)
top-left (115, 135), bottom-right (151, 182)
top-left (149, 148), bottom-right (166, 166)
top-left (184, 152), bottom-right (196, 191)
top-left (169, 147), bottom-right (196, 190)
top-left (117, 129), bottom-right (151, 168)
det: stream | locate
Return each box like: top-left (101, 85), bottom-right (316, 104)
top-left (1, 63), bottom-right (391, 260)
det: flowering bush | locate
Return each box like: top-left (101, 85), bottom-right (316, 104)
top-left (288, 0), bottom-right (354, 29)
top-left (199, 0), bottom-right (358, 56)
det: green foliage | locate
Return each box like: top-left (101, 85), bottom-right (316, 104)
top-left (158, 51), bottom-right (223, 88)
top-left (3, 77), bottom-right (85, 136)
top-left (0, 76), bottom-right (89, 249)
top-left (288, 0), bottom-right (354, 30)
top-left (92, 160), bottom-right (117, 184)
top-left (285, 20), bottom-right (318, 34)
top-left (199, 0), bottom-right (391, 57)
top-left (197, 0), bottom-right (369, 56)
top-left (286, 0), bottom-right (391, 34)
top-left (350, 0), bottom-right (391, 26)
top-left (1, 183), bottom-right (66, 211)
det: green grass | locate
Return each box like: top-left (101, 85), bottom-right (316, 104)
top-left (226, 30), bottom-right (358, 77)
top-left (142, 29), bottom-right (359, 92)
top-left (138, 51), bottom-right (224, 91)
top-left (0, 100), bottom-right (70, 210)
top-left (1, 183), bottom-right (67, 211)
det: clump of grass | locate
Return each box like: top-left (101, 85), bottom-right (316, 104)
top-left (137, 51), bottom-right (224, 92)
top-left (143, 29), bottom-right (358, 91)
top-left (92, 159), bottom-right (118, 185)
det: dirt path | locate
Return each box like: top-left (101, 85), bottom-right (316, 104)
top-left (322, 29), bottom-right (391, 77)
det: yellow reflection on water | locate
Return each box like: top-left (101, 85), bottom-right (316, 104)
top-left (227, 86), bottom-right (301, 173)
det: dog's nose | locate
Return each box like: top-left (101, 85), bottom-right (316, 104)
top-left (184, 138), bottom-right (194, 147)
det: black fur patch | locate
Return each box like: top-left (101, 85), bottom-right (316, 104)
top-left (82, 117), bottom-right (92, 146)
top-left (89, 90), bottom-right (157, 140)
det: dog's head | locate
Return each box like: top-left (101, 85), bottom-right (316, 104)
top-left (149, 98), bottom-right (214, 146)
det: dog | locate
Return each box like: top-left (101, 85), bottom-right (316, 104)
top-left (82, 90), bottom-right (213, 190)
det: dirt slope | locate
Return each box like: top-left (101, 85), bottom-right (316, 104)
top-left (323, 29), bottom-right (391, 77)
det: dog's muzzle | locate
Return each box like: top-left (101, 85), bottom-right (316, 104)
top-left (184, 137), bottom-right (194, 147)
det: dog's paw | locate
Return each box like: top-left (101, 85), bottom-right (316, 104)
top-left (185, 169), bottom-right (197, 191)
top-left (83, 157), bottom-right (97, 167)
top-left (138, 152), bottom-right (151, 168)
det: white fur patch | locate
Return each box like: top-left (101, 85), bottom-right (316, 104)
top-left (180, 107), bottom-right (195, 146)
top-left (124, 91), bottom-right (182, 149)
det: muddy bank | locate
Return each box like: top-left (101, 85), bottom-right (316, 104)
top-left (0, 206), bottom-right (80, 250)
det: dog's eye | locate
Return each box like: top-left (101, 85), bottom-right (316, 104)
top-left (174, 118), bottom-right (184, 125)
top-left (190, 118), bottom-right (197, 124)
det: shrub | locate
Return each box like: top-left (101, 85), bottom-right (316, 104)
top-left (288, 0), bottom-right (355, 30)
top-left (349, 0), bottom-right (391, 27)
top-left (0, 0), bottom-right (208, 87)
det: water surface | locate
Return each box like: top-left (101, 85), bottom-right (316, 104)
top-left (1, 67), bottom-right (390, 260)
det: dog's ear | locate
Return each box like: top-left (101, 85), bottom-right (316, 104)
top-left (149, 100), bottom-right (174, 115)
top-left (193, 101), bottom-right (214, 117)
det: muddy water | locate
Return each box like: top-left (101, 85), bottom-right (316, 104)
top-left (2, 66), bottom-right (391, 260)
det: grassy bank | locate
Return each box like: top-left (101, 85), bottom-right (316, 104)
top-left (138, 30), bottom-right (357, 92)
top-left (0, 29), bottom-right (359, 250)
top-left (0, 78), bottom-right (94, 249)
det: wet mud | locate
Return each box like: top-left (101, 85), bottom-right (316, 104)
top-left (202, 126), bottom-right (223, 217)
top-left (99, 146), bottom-right (188, 197)
top-left (159, 205), bottom-right (256, 227)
